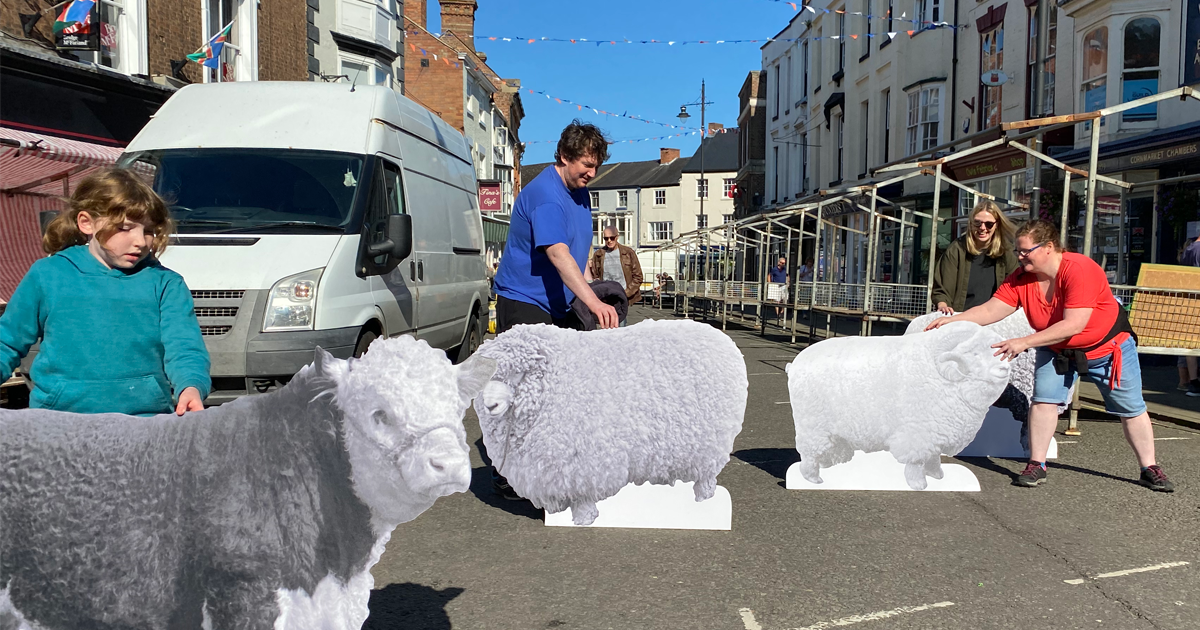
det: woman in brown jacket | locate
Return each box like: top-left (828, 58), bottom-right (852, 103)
top-left (931, 200), bottom-right (1019, 314)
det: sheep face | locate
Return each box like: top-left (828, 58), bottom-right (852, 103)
top-left (321, 336), bottom-right (495, 527)
top-left (929, 321), bottom-right (1011, 411)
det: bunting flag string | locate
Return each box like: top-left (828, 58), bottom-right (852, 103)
top-left (523, 88), bottom-right (703, 131)
top-left (406, 42), bottom-right (463, 68)
top-left (521, 126), bottom-right (736, 147)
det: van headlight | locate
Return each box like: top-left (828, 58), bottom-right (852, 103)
top-left (263, 268), bottom-right (324, 332)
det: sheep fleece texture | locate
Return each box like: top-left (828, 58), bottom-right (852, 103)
top-left (787, 321), bottom-right (1011, 490)
top-left (474, 320), bottom-right (747, 525)
top-left (0, 336), bottom-right (490, 630)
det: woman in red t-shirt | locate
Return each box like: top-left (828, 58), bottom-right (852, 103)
top-left (926, 220), bottom-right (1173, 492)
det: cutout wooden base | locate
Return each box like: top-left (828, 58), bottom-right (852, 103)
top-left (544, 481), bottom-right (732, 530)
top-left (785, 451), bottom-right (981, 492)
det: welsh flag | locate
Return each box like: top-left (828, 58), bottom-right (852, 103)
top-left (187, 22), bottom-right (233, 69)
top-left (53, 0), bottom-right (95, 35)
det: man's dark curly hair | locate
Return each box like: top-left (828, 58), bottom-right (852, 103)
top-left (554, 120), bottom-right (609, 165)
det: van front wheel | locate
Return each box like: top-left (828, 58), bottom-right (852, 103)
top-left (453, 313), bottom-right (482, 364)
top-left (353, 329), bottom-right (378, 358)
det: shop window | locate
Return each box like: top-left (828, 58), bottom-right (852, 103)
top-left (1081, 26), bottom-right (1108, 128)
top-left (73, 0), bottom-right (147, 75)
top-left (339, 55), bottom-right (391, 89)
top-left (1122, 17), bottom-right (1160, 123)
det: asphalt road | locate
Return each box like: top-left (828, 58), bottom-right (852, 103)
top-left (364, 306), bottom-right (1199, 630)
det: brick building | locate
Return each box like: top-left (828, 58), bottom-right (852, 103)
top-left (734, 70), bottom-right (767, 219)
top-left (402, 0), bottom-right (524, 212)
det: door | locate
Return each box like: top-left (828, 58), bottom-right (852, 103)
top-left (404, 167), bottom-right (463, 349)
top-left (365, 157), bottom-right (416, 337)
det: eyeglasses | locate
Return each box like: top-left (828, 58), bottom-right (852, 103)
top-left (604, 236), bottom-right (618, 241)
top-left (1013, 243), bottom-right (1046, 258)
top-left (972, 220), bottom-right (997, 230)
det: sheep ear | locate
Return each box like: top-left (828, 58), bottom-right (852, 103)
top-left (313, 347), bottom-right (337, 375)
top-left (457, 355), bottom-right (497, 401)
top-left (936, 351), bottom-right (971, 382)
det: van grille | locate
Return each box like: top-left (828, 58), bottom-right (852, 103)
top-left (200, 326), bottom-right (233, 336)
top-left (195, 307), bottom-right (239, 318)
top-left (192, 290), bottom-right (245, 300)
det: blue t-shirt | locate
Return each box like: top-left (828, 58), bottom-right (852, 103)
top-left (494, 167), bottom-right (593, 315)
top-left (769, 266), bottom-right (788, 283)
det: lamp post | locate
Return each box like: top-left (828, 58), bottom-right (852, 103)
top-left (679, 80), bottom-right (715, 281)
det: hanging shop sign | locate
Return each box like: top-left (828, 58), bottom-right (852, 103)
top-left (478, 180), bottom-right (502, 213)
top-left (54, 0), bottom-right (100, 52)
top-left (980, 70), bottom-right (1009, 86)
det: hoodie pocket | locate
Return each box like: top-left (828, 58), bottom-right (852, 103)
top-left (46, 375), bottom-right (173, 416)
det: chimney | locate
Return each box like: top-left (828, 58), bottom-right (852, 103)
top-left (404, 0), bottom-right (426, 30)
top-left (660, 148), bottom-right (680, 164)
top-left (441, 0), bottom-right (478, 52)
top-left (708, 122), bottom-right (725, 135)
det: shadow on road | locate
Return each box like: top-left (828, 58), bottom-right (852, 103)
top-left (955, 455), bottom-right (1143, 487)
top-left (469, 438), bottom-right (544, 521)
top-left (733, 448), bottom-right (800, 481)
top-left (363, 582), bottom-right (463, 629)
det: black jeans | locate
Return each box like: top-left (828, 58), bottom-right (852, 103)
top-left (495, 295), bottom-right (581, 334)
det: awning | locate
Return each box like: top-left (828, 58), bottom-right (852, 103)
top-left (0, 127), bottom-right (124, 302)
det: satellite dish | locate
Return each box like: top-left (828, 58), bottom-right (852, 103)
top-left (981, 71), bottom-right (1009, 86)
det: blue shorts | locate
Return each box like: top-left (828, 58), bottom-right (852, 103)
top-left (1032, 337), bottom-right (1147, 418)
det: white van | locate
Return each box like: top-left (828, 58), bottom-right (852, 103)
top-left (120, 82), bottom-right (488, 403)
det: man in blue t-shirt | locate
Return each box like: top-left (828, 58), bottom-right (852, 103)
top-left (493, 121), bottom-right (618, 332)
top-left (768, 257), bottom-right (789, 324)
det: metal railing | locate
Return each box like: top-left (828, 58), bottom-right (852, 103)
top-left (1110, 285), bottom-right (1200, 356)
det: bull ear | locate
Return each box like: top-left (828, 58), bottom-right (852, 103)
top-left (457, 354), bottom-right (497, 401)
top-left (314, 346), bottom-right (337, 375)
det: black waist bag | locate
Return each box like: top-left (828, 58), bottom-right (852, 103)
top-left (1053, 306), bottom-right (1138, 376)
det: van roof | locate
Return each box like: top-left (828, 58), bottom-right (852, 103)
top-left (125, 82), bottom-right (471, 164)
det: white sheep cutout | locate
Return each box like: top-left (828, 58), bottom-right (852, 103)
top-left (787, 321), bottom-right (1011, 490)
top-left (474, 320), bottom-right (748, 526)
top-left (0, 336), bottom-right (495, 630)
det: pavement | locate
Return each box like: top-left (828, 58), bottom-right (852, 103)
top-left (365, 305), bottom-right (1200, 630)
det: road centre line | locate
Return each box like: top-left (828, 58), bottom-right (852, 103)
top-left (1063, 561), bottom-right (1189, 585)
top-left (775, 401), bottom-right (792, 405)
top-left (739, 607), bottom-right (764, 630)
top-left (788, 601), bottom-right (955, 630)
top-left (749, 372), bottom-right (784, 376)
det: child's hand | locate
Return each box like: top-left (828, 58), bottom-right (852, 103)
top-left (175, 387), bottom-right (204, 416)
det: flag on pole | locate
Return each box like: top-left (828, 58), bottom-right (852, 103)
top-left (54, 0), bottom-right (95, 35)
top-left (188, 22), bottom-right (233, 69)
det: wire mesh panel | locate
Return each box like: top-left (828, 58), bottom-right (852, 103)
top-left (724, 281), bottom-right (760, 301)
top-left (704, 281), bottom-right (725, 298)
top-left (765, 283), bottom-right (788, 303)
top-left (813, 282), bottom-right (865, 311)
top-left (793, 281), bottom-right (815, 306)
top-left (1111, 285), bottom-right (1200, 352)
top-left (867, 284), bottom-right (931, 318)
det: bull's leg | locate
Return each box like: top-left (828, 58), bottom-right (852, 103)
top-left (903, 462), bottom-right (930, 490)
top-left (206, 579), bottom-right (280, 630)
top-left (571, 501), bottom-right (599, 526)
top-left (693, 476), bottom-right (717, 502)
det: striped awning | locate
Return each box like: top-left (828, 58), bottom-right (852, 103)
top-left (0, 127), bottom-right (125, 301)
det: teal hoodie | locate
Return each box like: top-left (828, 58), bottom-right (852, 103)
top-left (0, 245), bottom-right (211, 416)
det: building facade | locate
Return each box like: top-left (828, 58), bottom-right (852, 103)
top-left (735, 70), bottom-right (767, 219)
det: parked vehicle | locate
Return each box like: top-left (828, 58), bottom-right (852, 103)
top-left (120, 82), bottom-right (488, 403)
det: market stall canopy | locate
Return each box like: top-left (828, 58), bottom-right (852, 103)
top-left (0, 127), bottom-right (124, 302)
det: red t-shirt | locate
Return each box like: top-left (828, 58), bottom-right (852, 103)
top-left (993, 252), bottom-right (1124, 358)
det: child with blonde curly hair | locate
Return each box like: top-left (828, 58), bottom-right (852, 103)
top-left (0, 168), bottom-right (210, 416)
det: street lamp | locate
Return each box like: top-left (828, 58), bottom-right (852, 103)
top-left (680, 81), bottom-right (714, 282)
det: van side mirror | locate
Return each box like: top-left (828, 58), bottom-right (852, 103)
top-left (366, 214), bottom-right (412, 260)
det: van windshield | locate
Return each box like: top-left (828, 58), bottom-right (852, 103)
top-left (119, 149), bottom-right (365, 234)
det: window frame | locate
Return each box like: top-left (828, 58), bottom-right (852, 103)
top-left (201, 0), bottom-right (258, 83)
top-left (696, 178), bottom-right (709, 199)
top-left (723, 178), bottom-right (736, 198)
top-left (617, 190), bottom-right (628, 208)
top-left (905, 84), bottom-right (943, 156)
top-left (74, 0), bottom-right (149, 76)
top-left (590, 191), bottom-right (600, 208)
top-left (1080, 25), bottom-right (1109, 131)
top-left (650, 221), bottom-right (674, 241)
top-left (1120, 16), bottom-right (1161, 125)
top-left (654, 189), bottom-right (667, 206)
top-left (980, 24), bottom-right (1004, 130)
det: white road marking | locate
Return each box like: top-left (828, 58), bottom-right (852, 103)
top-left (739, 607), bottom-right (764, 630)
top-left (1063, 561), bottom-right (1190, 585)
top-left (1154, 437), bottom-right (1191, 441)
top-left (1057, 440), bottom-right (1078, 444)
top-left (776, 401), bottom-right (792, 405)
top-left (749, 372), bottom-right (784, 376)
top-left (790, 601), bottom-right (955, 630)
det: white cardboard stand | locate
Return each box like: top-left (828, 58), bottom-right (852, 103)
top-left (785, 451), bottom-right (981, 492)
top-left (544, 481), bottom-right (732, 530)
top-left (956, 407), bottom-right (1058, 459)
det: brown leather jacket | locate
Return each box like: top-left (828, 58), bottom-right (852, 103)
top-left (589, 244), bottom-right (643, 303)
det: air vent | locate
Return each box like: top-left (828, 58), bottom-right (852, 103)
top-left (195, 307), bottom-right (238, 318)
top-left (200, 326), bottom-right (232, 336)
top-left (171, 237), bottom-right (260, 246)
top-left (192, 290), bottom-right (245, 300)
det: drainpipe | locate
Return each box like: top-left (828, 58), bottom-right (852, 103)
top-left (950, 0), bottom-right (960, 143)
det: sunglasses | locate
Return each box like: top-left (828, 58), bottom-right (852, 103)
top-left (604, 236), bottom-right (618, 241)
top-left (972, 220), bottom-right (997, 230)
top-left (1013, 243), bottom-right (1046, 258)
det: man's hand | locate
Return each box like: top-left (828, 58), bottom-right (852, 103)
top-left (176, 387), bottom-right (204, 416)
top-left (992, 337), bottom-right (1032, 361)
top-left (936, 301), bottom-right (953, 314)
top-left (587, 300), bottom-right (619, 329)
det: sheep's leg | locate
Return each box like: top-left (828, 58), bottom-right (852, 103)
top-left (903, 462), bottom-right (930, 491)
top-left (924, 455), bottom-right (944, 480)
top-left (798, 457), bottom-right (823, 484)
top-left (571, 501), bottom-right (599, 526)
top-left (693, 476), bottom-right (717, 502)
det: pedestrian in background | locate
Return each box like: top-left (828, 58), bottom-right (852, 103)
top-left (928, 220), bottom-right (1173, 492)
top-left (768, 257), bottom-right (788, 324)
top-left (798, 256), bottom-right (815, 282)
top-left (1176, 234), bottom-right (1200, 395)
top-left (931, 200), bottom-right (1019, 314)
top-left (589, 226), bottom-right (643, 326)
top-left (0, 168), bottom-right (211, 416)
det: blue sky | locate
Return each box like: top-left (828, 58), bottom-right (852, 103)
top-left (424, 0), bottom-right (800, 166)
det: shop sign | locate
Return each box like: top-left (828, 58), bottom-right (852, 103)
top-left (956, 153), bottom-right (1026, 180)
top-left (1097, 141), bottom-right (1200, 171)
top-left (478, 181), bottom-right (502, 212)
top-left (1184, 0), bottom-right (1200, 86)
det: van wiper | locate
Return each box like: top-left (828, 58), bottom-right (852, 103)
top-left (210, 221), bottom-right (345, 234)
top-left (176, 219), bottom-right (234, 226)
